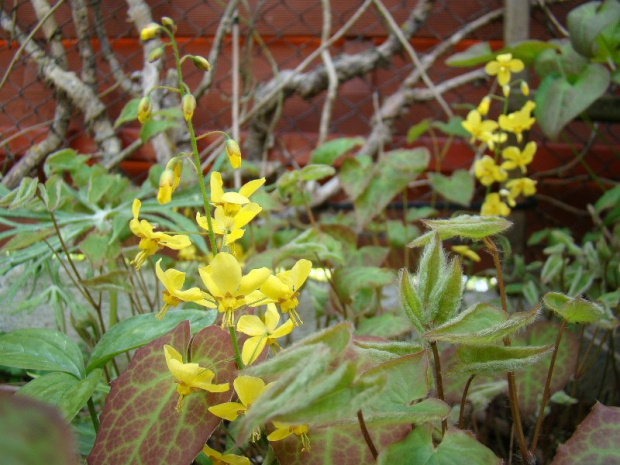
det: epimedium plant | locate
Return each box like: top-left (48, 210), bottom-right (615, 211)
top-left (0, 15), bottom-right (618, 465)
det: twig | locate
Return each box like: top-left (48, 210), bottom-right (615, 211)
top-left (536, 194), bottom-right (589, 216)
top-left (371, 0), bottom-right (452, 118)
top-left (70, 0), bottom-right (97, 88)
top-left (0, 0), bottom-right (66, 92)
top-left (535, 0), bottom-right (569, 36)
top-left (318, 0), bottom-right (338, 147)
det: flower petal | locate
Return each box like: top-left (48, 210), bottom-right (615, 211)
top-left (239, 267), bottom-right (271, 295)
top-left (209, 252), bottom-right (242, 295)
top-left (237, 315), bottom-right (267, 337)
top-left (239, 178), bottom-right (266, 198)
top-left (208, 401), bottom-right (245, 421)
top-left (210, 171), bottom-right (224, 203)
top-left (242, 335), bottom-right (267, 366)
top-left (261, 275), bottom-right (290, 300)
top-left (290, 259), bottom-right (312, 291)
top-left (234, 375), bottom-right (267, 407)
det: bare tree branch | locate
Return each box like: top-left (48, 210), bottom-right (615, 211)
top-left (318, 0), bottom-right (338, 147)
top-left (71, 0), bottom-right (97, 88)
top-left (1, 0), bottom-right (71, 188)
top-left (92, 0), bottom-right (137, 96)
top-left (244, 0), bottom-right (433, 158)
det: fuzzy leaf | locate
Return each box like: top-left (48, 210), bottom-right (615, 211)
top-left (451, 345), bottom-right (553, 376)
top-left (515, 322), bottom-right (579, 417)
top-left (356, 313), bottom-right (413, 339)
top-left (299, 164), bottom-right (336, 181)
top-left (399, 268), bottom-right (424, 335)
top-left (18, 369), bottom-right (102, 421)
top-left (87, 309), bottom-right (216, 373)
top-left (309, 137), bottom-right (364, 165)
top-left (78, 232), bottom-right (120, 268)
top-left (424, 304), bottom-right (540, 346)
top-left (428, 257), bottom-right (464, 326)
top-left (416, 234), bottom-right (444, 319)
top-left (542, 254), bottom-right (564, 284)
top-left (352, 339), bottom-right (424, 372)
top-left (359, 351), bottom-right (431, 409)
top-left (0, 395), bottom-right (78, 465)
top-left (411, 215), bottom-right (512, 246)
top-left (0, 177), bottom-right (39, 209)
top-left (0, 328), bottom-right (84, 378)
top-left (427, 170), bottom-right (474, 206)
top-left (552, 402), bottom-right (620, 464)
top-left (333, 267), bottom-right (395, 302)
top-left (378, 424), bottom-right (501, 465)
top-left (88, 323), bottom-right (235, 465)
top-left (543, 292), bottom-right (605, 324)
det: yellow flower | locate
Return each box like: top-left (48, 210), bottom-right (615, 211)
top-left (506, 177), bottom-right (537, 198)
top-left (484, 53), bottom-right (525, 86)
top-left (154, 259), bottom-right (214, 319)
top-left (477, 96), bottom-right (491, 116)
top-left (164, 345), bottom-right (229, 411)
top-left (137, 96), bottom-right (152, 123)
top-left (237, 304), bottom-right (294, 366)
top-left (498, 101), bottom-right (536, 143)
top-left (198, 252), bottom-right (270, 327)
top-left (129, 199), bottom-right (191, 269)
top-left (451, 245), bottom-right (481, 263)
top-left (202, 445), bottom-right (249, 465)
top-left (225, 139), bottom-right (242, 169)
top-left (208, 375), bottom-right (271, 421)
top-left (210, 171), bottom-right (265, 216)
top-left (260, 259), bottom-right (312, 326)
top-left (474, 155), bottom-right (508, 186)
top-left (501, 142), bottom-right (536, 174)
top-left (197, 203), bottom-right (262, 246)
top-left (521, 81), bottom-right (530, 96)
top-left (461, 110), bottom-right (499, 146)
top-left (268, 422), bottom-right (311, 453)
top-left (182, 93), bottom-right (196, 122)
top-left (140, 23), bottom-right (160, 42)
top-left (481, 193), bottom-right (511, 217)
top-left (157, 158), bottom-right (183, 205)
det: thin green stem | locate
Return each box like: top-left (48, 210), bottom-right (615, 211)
top-left (530, 319), bottom-right (567, 453)
top-left (229, 325), bottom-right (243, 370)
top-left (87, 397), bottom-right (99, 432)
top-left (430, 341), bottom-right (447, 435)
top-left (164, 26), bottom-right (218, 256)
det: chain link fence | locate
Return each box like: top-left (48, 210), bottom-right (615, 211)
top-left (0, 0), bottom-right (617, 234)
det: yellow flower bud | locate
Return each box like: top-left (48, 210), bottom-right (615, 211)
top-left (161, 17), bottom-right (175, 28)
top-left (137, 96), bottom-right (152, 123)
top-left (158, 169), bottom-right (175, 204)
top-left (190, 56), bottom-right (211, 72)
top-left (477, 96), bottom-right (491, 116)
top-left (182, 93), bottom-right (196, 122)
top-left (148, 47), bottom-right (164, 63)
top-left (225, 139), bottom-right (242, 169)
top-left (502, 84), bottom-right (511, 98)
top-left (521, 81), bottom-right (530, 96)
top-left (140, 23), bottom-right (160, 42)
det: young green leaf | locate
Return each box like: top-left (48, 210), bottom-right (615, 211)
top-left (417, 234), bottom-right (444, 316)
top-left (309, 137), bottom-right (364, 165)
top-left (451, 344), bottom-right (553, 376)
top-left (543, 292), bottom-right (606, 324)
top-left (427, 170), bottom-right (474, 207)
top-left (399, 268), bottom-right (425, 335)
top-left (424, 304), bottom-right (540, 346)
top-left (428, 257), bottom-right (464, 326)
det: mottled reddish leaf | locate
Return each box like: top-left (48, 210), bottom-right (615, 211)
top-left (270, 420), bottom-right (410, 465)
top-left (553, 403), bottom-right (620, 464)
top-left (0, 394), bottom-right (77, 465)
top-left (515, 321), bottom-right (578, 417)
top-left (89, 322), bottom-right (235, 465)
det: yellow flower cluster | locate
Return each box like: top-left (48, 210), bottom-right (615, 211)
top-left (135, 19), bottom-right (314, 460)
top-left (462, 53), bottom-right (538, 217)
